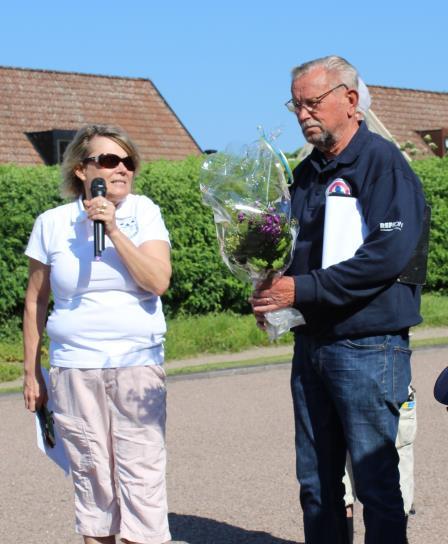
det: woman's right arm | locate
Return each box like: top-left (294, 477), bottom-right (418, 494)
top-left (23, 258), bottom-right (51, 412)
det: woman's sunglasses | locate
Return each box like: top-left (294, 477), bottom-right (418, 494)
top-left (82, 153), bottom-right (136, 172)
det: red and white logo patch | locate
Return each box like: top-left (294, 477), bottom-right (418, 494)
top-left (326, 178), bottom-right (352, 196)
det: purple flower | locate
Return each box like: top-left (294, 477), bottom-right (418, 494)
top-left (237, 212), bottom-right (245, 222)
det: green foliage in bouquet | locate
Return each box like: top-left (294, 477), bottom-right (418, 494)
top-left (222, 206), bottom-right (296, 280)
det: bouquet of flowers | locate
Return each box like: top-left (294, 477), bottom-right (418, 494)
top-left (200, 130), bottom-right (305, 340)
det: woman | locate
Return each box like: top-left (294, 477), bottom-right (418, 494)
top-left (23, 124), bottom-right (176, 544)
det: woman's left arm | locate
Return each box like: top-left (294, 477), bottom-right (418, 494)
top-left (108, 230), bottom-right (171, 295)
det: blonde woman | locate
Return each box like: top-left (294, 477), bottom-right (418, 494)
top-left (23, 124), bottom-right (183, 544)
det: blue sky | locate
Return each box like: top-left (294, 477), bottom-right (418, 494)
top-left (1, 1), bottom-right (446, 153)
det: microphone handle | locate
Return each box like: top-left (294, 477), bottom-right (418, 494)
top-left (94, 220), bottom-right (105, 258)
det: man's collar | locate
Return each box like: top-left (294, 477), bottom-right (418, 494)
top-left (309, 121), bottom-right (369, 173)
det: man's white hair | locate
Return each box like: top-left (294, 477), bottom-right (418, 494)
top-left (291, 55), bottom-right (359, 89)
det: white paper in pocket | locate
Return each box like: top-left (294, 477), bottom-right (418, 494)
top-left (322, 195), bottom-right (368, 269)
top-left (35, 368), bottom-right (70, 475)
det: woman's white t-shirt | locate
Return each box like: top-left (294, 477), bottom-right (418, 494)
top-left (25, 194), bottom-right (170, 369)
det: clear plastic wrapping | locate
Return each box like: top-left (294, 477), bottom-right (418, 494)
top-left (200, 130), bottom-right (305, 340)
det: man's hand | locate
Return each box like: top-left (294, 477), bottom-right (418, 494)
top-left (250, 276), bottom-right (296, 329)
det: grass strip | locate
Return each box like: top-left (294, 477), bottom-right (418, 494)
top-left (411, 336), bottom-right (448, 349)
top-left (0, 384), bottom-right (22, 394)
top-left (164, 312), bottom-right (292, 361)
top-left (166, 353), bottom-right (292, 376)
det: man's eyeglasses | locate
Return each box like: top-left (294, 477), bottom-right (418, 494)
top-left (285, 83), bottom-right (348, 114)
top-left (83, 153), bottom-right (136, 172)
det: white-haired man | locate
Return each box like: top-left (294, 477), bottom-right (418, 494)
top-left (251, 56), bottom-right (425, 544)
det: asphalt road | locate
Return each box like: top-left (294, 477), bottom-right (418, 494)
top-left (1, 346), bottom-right (448, 543)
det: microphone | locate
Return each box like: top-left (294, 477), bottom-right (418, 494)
top-left (90, 178), bottom-right (107, 260)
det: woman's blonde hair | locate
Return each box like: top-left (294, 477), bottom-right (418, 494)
top-left (61, 124), bottom-right (141, 199)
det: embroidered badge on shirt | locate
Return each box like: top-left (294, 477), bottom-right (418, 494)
top-left (117, 217), bottom-right (138, 238)
top-left (326, 178), bottom-right (352, 196)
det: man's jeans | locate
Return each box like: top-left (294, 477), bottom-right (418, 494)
top-left (291, 333), bottom-right (411, 544)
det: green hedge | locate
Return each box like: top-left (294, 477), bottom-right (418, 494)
top-left (0, 165), bottom-right (63, 329)
top-left (0, 155), bottom-right (447, 331)
top-left (412, 157), bottom-right (448, 292)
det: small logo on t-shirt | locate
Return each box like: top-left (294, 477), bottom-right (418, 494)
top-left (117, 217), bottom-right (138, 238)
top-left (380, 221), bottom-right (403, 232)
top-left (326, 178), bottom-right (352, 196)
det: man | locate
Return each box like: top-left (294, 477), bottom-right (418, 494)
top-left (251, 56), bottom-right (426, 544)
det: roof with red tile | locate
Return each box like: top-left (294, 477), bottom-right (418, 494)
top-left (368, 85), bottom-right (448, 158)
top-left (0, 66), bottom-right (201, 165)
